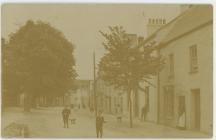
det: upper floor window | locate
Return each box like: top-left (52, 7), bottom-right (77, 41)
top-left (169, 54), bottom-right (174, 78)
top-left (189, 45), bottom-right (198, 73)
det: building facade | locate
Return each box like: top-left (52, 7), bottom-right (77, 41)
top-left (96, 79), bottom-right (128, 115)
top-left (72, 80), bottom-right (91, 109)
top-left (145, 5), bottom-right (213, 134)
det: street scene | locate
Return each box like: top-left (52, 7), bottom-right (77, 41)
top-left (1, 4), bottom-right (213, 138)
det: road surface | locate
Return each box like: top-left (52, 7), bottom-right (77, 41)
top-left (1, 107), bottom-right (211, 138)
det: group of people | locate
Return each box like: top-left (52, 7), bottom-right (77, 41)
top-left (61, 104), bottom-right (155, 138)
top-left (61, 105), bottom-right (106, 138)
top-left (62, 102), bottom-right (185, 138)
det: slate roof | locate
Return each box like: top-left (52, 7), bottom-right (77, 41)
top-left (162, 5), bottom-right (213, 44)
top-left (144, 5), bottom-right (213, 47)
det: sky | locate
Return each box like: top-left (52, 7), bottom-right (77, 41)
top-left (2, 4), bottom-right (180, 80)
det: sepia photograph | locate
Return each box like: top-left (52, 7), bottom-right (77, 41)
top-left (1, 3), bottom-right (213, 138)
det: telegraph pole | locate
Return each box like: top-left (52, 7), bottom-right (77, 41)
top-left (93, 51), bottom-right (97, 117)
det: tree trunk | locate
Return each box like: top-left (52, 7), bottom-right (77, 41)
top-left (129, 89), bottom-right (133, 128)
top-left (134, 88), bottom-right (139, 117)
top-left (24, 93), bottom-right (31, 112)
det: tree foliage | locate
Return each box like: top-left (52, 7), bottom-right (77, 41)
top-left (3, 20), bottom-right (77, 100)
top-left (98, 26), bottom-right (164, 90)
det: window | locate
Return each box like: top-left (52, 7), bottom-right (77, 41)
top-left (164, 85), bottom-right (174, 119)
top-left (121, 97), bottom-right (123, 112)
top-left (189, 45), bottom-right (198, 73)
top-left (169, 54), bottom-right (174, 79)
top-left (145, 86), bottom-right (150, 112)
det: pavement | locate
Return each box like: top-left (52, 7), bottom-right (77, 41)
top-left (1, 107), bottom-right (211, 138)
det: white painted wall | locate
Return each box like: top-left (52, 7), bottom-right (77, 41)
top-left (159, 24), bottom-right (212, 134)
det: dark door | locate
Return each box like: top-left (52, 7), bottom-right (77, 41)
top-left (164, 86), bottom-right (174, 119)
top-left (178, 96), bottom-right (186, 128)
top-left (191, 89), bottom-right (200, 130)
top-left (109, 96), bottom-right (111, 113)
top-left (178, 96), bottom-right (185, 116)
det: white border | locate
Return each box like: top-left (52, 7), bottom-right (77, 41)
top-left (0, 0), bottom-right (215, 3)
top-left (0, 1), bottom-right (215, 140)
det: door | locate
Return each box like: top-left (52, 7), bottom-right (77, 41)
top-left (178, 96), bottom-right (186, 129)
top-left (191, 89), bottom-right (200, 130)
top-left (164, 85), bottom-right (174, 119)
top-left (178, 96), bottom-right (186, 116)
top-left (109, 96), bottom-right (111, 113)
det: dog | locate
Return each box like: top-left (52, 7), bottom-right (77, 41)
top-left (70, 118), bottom-right (76, 124)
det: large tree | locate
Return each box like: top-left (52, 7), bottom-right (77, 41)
top-left (98, 26), bottom-right (164, 128)
top-left (2, 20), bottom-right (77, 111)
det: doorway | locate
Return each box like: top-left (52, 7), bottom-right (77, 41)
top-left (191, 89), bottom-right (200, 130)
top-left (178, 96), bottom-right (186, 129)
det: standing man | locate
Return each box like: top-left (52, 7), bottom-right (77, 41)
top-left (116, 104), bottom-right (122, 123)
top-left (62, 106), bottom-right (71, 128)
top-left (96, 110), bottom-right (105, 138)
top-left (141, 105), bottom-right (147, 122)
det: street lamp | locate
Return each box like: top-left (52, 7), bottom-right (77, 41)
top-left (93, 47), bottom-right (105, 117)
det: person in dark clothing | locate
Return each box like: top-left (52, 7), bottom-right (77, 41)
top-left (62, 106), bottom-right (71, 128)
top-left (141, 105), bottom-right (147, 122)
top-left (96, 110), bottom-right (106, 138)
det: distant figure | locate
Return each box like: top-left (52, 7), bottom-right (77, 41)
top-left (69, 105), bottom-right (76, 124)
top-left (141, 105), bottom-right (147, 122)
top-left (96, 110), bottom-right (106, 138)
top-left (62, 106), bottom-right (71, 128)
top-left (177, 107), bottom-right (186, 130)
top-left (116, 104), bottom-right (122, 122)
top-left (177, 112), bottom-right (186, 130)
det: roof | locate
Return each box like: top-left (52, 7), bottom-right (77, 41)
top-left (162, 5), bottom-right (213, 44)
top-left (143, 5), bottom-right (213, 47)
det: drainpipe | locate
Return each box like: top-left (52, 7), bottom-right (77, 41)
top-left (157, 49), bottom-right (161, 124)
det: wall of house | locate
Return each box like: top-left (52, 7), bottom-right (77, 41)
top-left (159, 24), bottom-right (212, 134)
top-left (96, 80), bottom-right (128, 115)
top-left (75, 82), bottom-right (91, 109)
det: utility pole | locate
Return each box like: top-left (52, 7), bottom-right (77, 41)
top-left (93, 51), bottom-right (97, 117)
